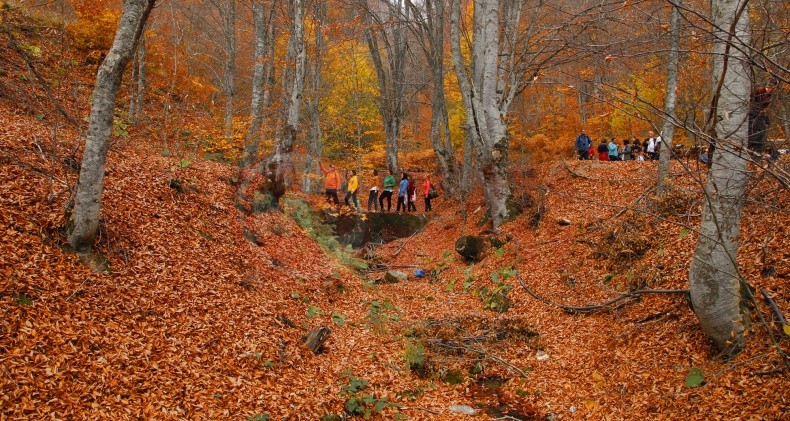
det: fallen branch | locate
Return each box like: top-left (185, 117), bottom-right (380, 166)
top-left (426, 339), bottom-right (528, 378)
top-left (392, 226), bottom-right (426, 257)
top-left (761, 289), bottom-right (788, 329)
top-left (518, 275), bottom-right (688, 315)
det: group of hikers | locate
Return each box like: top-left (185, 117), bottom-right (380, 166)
top-left (574, 129), bottom-right (664, 161)
top-left (318, 160), bottom-right (437, 213)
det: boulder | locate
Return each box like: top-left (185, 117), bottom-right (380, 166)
top-left (383, 270), bottom-right (408, 284)
top-left (455, 235), bottom-right (485, 262)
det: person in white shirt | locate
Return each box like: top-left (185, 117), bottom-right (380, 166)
top-left (646, 131), bottom-right (657, 160)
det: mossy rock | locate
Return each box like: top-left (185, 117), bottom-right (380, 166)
top-left (455, 235), bottom-right (485, 262)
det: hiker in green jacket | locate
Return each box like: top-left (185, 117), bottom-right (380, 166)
top-left (378, 169), bottom-right (396, 212)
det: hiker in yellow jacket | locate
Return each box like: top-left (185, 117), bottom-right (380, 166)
top-left (344, 170), bottom-right (359, 211)
top-left (319, 159), bottom-right (341, 205)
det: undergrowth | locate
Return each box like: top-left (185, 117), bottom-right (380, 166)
top-left (281, 197), bottom-right (367, 271)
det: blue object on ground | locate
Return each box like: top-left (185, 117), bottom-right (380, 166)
top-left (414, 269), bottom-right (426, 278)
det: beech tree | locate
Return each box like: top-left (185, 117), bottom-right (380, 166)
top-left (360, 0), bottom-right (409, 174)
top-left (450, 0), bottom-right (524, 228)
top-left (689, 0), bottom-right (752, 358)
top-left (270, 0), bottom-right (306, 187)
top-left (68, 0), bottom-right (156, 252)
top-left (406, 0), bottom-right (460, 196)
top-left (245, 0), bottom-right (278, 162)
top-left (657, 0), bottom-right (682, 194)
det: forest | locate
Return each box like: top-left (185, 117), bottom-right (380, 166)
top-left (1, 0), bottom-right (788, 419)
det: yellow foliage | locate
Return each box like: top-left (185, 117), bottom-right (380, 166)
top-left (67, 0), bottom-right (120, 55)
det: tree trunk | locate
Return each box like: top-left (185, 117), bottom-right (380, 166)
top-left (68, 0), bottom-right (155, 252)
top-left (450, 0), bottom-right (479, 197)
top-left (423, 0), bottom-right (459, 196)
top-left (454, 0), bottom-right (513, 228)
top-left (223, 0), bottom-right (236, 143)
top-left (134, 36), bottom-right (146, 120)
top-left (689, 0), bottom-right (751, 358)
top-left (362, 0), bottom-right (407, 174)
top-left (245, 0), bottom-right (277, 163)
top-left (657, 0), bottom-right (681, 194)
top-left (302, 0), bottom-right (325, 193)
top-left (272, 0), bottom-right (306, 188)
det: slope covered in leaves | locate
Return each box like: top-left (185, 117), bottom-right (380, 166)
top-left (1, 6), bottom-right (789, 419)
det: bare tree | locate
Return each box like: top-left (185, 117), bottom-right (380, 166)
top-left (657, 0), bottom-right (682, 194)
top-left (361, 0), bottom-right (408, 174)
top-left (407, 0), bottom-right (460, 196)
top-left (689, 0), bottom-right (752, 358)
top-left (69, 0), bottom-right (156, 252)
top-left (302, 0), bottom-right (326, 193)
top-left (245, 0), bottom-right (277, 163)
top-left (128, 35), bottom-right (146, 123)
top-left (222, 0), bottom-right (236, 142)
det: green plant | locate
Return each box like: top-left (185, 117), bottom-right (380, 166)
top-left (403, 339), bottom-right (425, 370)
top-left (340, 374), bottom-right (399, 418)
top-left (247, 413), bottom-right (270, 421)
top-left (331, 311), bottom-right (347, 326)
top-left (366, 300), bottom-right (398, 334)
top-left (306, 305), bottom-right (324, 318)
top-left (282, 198), bottom-right (367, 271)
top-left (472, 266), bottom-right (516, 313)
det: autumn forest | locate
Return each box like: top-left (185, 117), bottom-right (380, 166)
top-left (1, 0), bottom-right (789, 419)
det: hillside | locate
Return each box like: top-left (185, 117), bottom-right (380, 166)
top-left (2, 5), bottom-right (789, 421)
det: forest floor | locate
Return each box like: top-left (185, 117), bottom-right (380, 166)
top-left (2, 100), bottom-right (789, 419)
top-left (1, 6), bottom-right (789, 420)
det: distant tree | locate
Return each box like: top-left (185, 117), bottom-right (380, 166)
top-left (69, 0), bottom-right (156, 252)
top-left (245, 0), bottom-right (278, 163)
top-left (657, 0), bottom-right (682, 194)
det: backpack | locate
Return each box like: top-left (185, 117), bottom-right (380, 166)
top-left (428, 184), bottom-right (439, 199)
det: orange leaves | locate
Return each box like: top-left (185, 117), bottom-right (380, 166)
top-left (67, 0), bottom-right (120, 55)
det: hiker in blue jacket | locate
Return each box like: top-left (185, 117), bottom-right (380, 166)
top-left (575, 130), bottom-right (592, 160)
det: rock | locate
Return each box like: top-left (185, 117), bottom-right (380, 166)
top-left (448, 405), bottom-right (476, 415)
top-left (557, 217), bottom-right (572, 226)
top-left (455, 235), bottom-right (485, 262)
top-left (383, 270), bottom-right (408, 284)
top-left (536, 350), bottom-right (549, 361)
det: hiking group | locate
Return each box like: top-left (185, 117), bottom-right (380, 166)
top-left (574, 129), bottom-right (664, 162)
top-left (319, 160), bottom-right (438, 213)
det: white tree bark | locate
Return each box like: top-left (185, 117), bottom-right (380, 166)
top-left (69, 0), bottom-right (156, 252)
top-left (451, 0), bottom-right (517, 228)
top-left (657, 0), bottom-right (681, 194)
top-left (272, 0), bottom-right (306, 187)
top-left (689, 0), bottom-right (751, 358)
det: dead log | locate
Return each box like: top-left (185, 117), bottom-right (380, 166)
top-left (303, 326), bottom-right (331, 354)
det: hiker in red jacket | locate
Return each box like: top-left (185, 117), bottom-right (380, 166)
top-left (422, 176), bottom-right (433, 212)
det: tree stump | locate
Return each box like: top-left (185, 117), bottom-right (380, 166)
top-left (455, 235), bottom-right (485, 262)
top-left (303, 326), bottom-right (331, 354)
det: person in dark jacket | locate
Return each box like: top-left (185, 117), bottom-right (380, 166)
top-left (396, 173), bottom-right (409, 213)
top-left (575, 130), bottom-right (592, 160)
top-left (597, 140), bottom-right (609, 161)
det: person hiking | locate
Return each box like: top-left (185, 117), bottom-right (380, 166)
top-left (344, 169), bottom-right (359, 211)
top-left (396, 173), bottom-right (409, 213)
top-left (423, 175), bottom-right (433, 212)
top-left (597, 139), bottom-right (609, 161)
top-left (379, 169), bottom-right (396, 212)
top-left (608, 138), bottom-right (620, 161)
top-left (749, 78), bottom-right (778, 154)
top-left (646, 131), bottom-right (657, 160)
top-left (622, 139), bottom-right (632, 161)
top-left (367, 169), bottom-right (380, 212)
top-left (319, 160), bottom-right (341, 206)
top-left (575, 129), bottom-right (592, 160)
top-left (407, 176), bottom-right (417, 212)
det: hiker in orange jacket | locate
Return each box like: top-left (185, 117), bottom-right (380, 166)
top-left (319, 160), bottom-right (341, 205)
